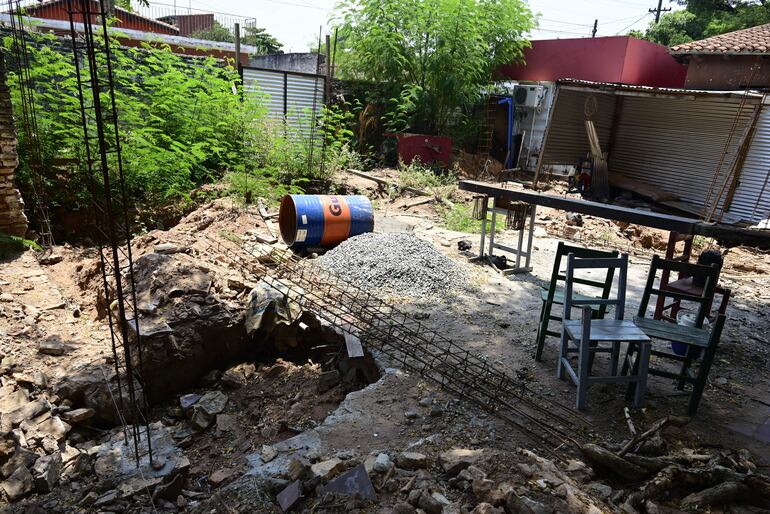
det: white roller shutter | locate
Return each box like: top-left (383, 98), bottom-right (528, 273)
top-left (541, 88), bottom-right (616, 166)
top-left (610, 96), bottom-right (758, 215)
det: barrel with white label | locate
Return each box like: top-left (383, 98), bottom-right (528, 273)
top-left (278, 194), bottom-right (374, 247)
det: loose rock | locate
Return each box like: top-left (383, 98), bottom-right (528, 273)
top-left (396, 452), bottom-right (429, 470)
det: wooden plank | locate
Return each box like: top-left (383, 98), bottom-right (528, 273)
top-left (609, 175), bottom-right (679, 202)
top-left (459, 180), bottom-right (699, 234)
top-left (564, 319), bottom-right (650, 341)
top-left (265, 219), bottom-right (277, 238)
top-left (348, 169), bottom-right (427, 196)
top-left (402, 197), bottom-right (433, 209)
top-left (633, 317), bottom-right (710, 347)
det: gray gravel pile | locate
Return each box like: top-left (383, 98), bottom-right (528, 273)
top-left (316, 232), bottom-right (469, 299)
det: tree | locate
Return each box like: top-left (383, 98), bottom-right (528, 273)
top-left (190, 21), bottom-right (234, 43)
top-left (636, 0), bottom-right (770, 44)
top-left (333, 0), bottom-right (534, 136)
top-left (241, 26), bottom-right (283, 55)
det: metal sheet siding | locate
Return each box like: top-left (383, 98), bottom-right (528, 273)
top-left (541, 88), bottom-right (616, 165)
top-left (242, 67), bottom-right (325, 142)
top-left (729, 105), bottom-right (770, 223)
top-left (610, 97), bottom-right (758, 215)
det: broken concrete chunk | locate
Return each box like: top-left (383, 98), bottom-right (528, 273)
top-left (1, 464), bottom-right (33, 501)
top-left (61, 407), bottom-right (96, 424)
top-left (216, 414), bottom-right (237, 432)
top-left (38, 339), bottom-right (65, 356)
top-left (208, 468), bottom-right (235, 488)
top-left (1, 447), bottom-right (37, 478)
top-left (221, 368), bottom-right (246, 389)
top-left (0, 388), bottom-right (30, 414)
top-left (31, 451), bottom-right (62, 493)
top-left (93, 489), bottom-right (118, 507)
top-left (317, 370), bottom-right (341, 393)
top-left (310, 458), bottom-right (345, 481)
top-left (396, 452), bottom-right (429, 470)
top-left (36, 416), bottom-right (71, 442)
top-left (261, 444), bottom-right (278, 463)
top-left (417, 489), bottom-right (443, 514)
top-left (318, 463), bottom-right (375, 501)
top-left (373, 453), bottom-right (391, 473)
top-left (190, 391), bottom-right (228, 431)
top-left (439, 448), bottom-right (485, 476)
top-left (6, 399), bottom-right (48, 427)
top-left (153, 243), bottom-right (182, 254)
top-left (277, 480), bottom-right (302, 512)
top-left (287, 457), bottom-right (309, 481)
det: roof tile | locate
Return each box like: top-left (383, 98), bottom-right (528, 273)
top-left (672, 23), bottom-right (770, 55)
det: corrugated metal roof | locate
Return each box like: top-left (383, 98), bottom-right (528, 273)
top-left (557, 79), bottom-right (764, 100)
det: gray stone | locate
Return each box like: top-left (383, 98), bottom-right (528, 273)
top-left (31, 451), bottom-right (62, 493)
top-left (1, 447), bottom-right (37, 478)
top-left (277, 480), bottom-right (302, 512)
top-left (154, 243), bottom-right (181, 254)
top-left (38, 339), bottom-right (65, 356)
top-left (373, 452), bottom-right (391, 473)
top-left (36, 415), bottom-right (70, 442)
top-left (505, 491), bottom-right (550, 514)
top-left (6, 399), bottom-right (48, 427)
top-left (1, 464), bottom-right (33, 501)
top-left (404, 410), bottom-right (420, 420)
top-left (261, 444), bottom-right (278, 463)
top-left (93, 489), bottom-right (118, 507)
top-left (61, 407), bottom-right (96, 423)
top-left (392, 502), bottom-right (417, 514)
top-left (190, 391), bottom-right (227, 431)
top-left (417, 490), bottom-right (443, 514)
top-left (439, 448), bottom-right (485, 476)
top-left (318, 464), bottom-right (375, 500)
top-left (586, 482), bottom-right (612, 499)
top-left (418, 396), bottom-right (433, 407)
top-left (396, 452), bottom-right (429, 470)
top-left (471, 503), bottom-right (504, 514)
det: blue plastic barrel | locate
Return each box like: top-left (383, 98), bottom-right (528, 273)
top-left (278, 194), bottom-right (374, 247)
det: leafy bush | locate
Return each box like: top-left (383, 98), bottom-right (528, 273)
top-left (399, 159), bottom-right (457, 201)
top-left (439, 202), bottom-right (500, 234)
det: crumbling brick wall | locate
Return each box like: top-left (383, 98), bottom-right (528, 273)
top-left (0, 50), bottom-right (28, 237)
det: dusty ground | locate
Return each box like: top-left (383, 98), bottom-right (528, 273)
top-left (1, 174), bottom-right (769, 512)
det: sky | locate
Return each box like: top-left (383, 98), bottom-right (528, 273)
top-left (141, 0), bottom-right (684, 53)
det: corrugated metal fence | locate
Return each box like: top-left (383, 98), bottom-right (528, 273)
top-left (729, 104), bottom-right (770, 223)
top-left (242, 66), bottom-right (325, 143)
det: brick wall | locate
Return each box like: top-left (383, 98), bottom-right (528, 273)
top-left (0, 51), bottom-right (28, 237)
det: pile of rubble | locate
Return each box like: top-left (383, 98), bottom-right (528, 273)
top-left (316, 232), bottom-right (470, 300)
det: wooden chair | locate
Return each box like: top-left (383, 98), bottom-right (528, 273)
top-left (653, 231), bottom-right (731, 323)
top-left (535, 242), bottom-right (619, 362)
top-left (558, 253), bottom-right (652, 410)
top-left (623, 255), bottom-right (724, 416)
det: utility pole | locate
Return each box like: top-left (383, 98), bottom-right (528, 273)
top-left (649, 0), bottom-right (672, 23)
top-left (592, 19), bottom-right (598, 37)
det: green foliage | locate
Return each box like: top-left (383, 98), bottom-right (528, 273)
top-left (398, 159), bottom-right (457, 201)
top-left (333, 0), bottom-right (534, 137)
top-left (2, 30), bottom-right (290, 221)
top-left (190, 21), bottom-right (234, 43)
top-left (438, 202), bottom-right (495, 233)
top-left (0, 232), bottom-right (42, 253)
top-left (636, 1), bottom-right (770, 45)
top-left (242, 26), bottom-right (283, 55)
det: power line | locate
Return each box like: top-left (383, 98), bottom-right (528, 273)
top-left (539, 17), bottom-right (594, 28)
top-left (615, 12), bottom-right (653, 34)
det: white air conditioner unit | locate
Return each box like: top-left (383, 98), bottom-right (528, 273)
top-left (513, 84), bottom-right (543, 108)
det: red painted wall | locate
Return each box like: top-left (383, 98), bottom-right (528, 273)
top-left (27, 1), bottom-right (179, 35)
top-left (498, 36), bottom-right (686, 88)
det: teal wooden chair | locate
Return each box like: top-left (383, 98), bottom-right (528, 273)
top-left (535, 242), bottom-right (619, 362)
top-left (623, 255), bottom-right (724, 416)
top-left (558, 253), bottom-right (652, 410)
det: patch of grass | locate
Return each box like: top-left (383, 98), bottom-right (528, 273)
top-left (439, 203), bottom-right (500, 234)
top-left (398, 159), bottom-right (458, 202)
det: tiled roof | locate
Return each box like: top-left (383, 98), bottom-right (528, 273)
top-left (671, 23), bottom-right (770, 55)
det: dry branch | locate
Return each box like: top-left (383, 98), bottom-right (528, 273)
top-left (618, 416), bottom-right (690, 457)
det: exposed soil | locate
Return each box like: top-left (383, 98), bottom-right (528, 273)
top-left (1, 175), bottom-right (769, 513)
